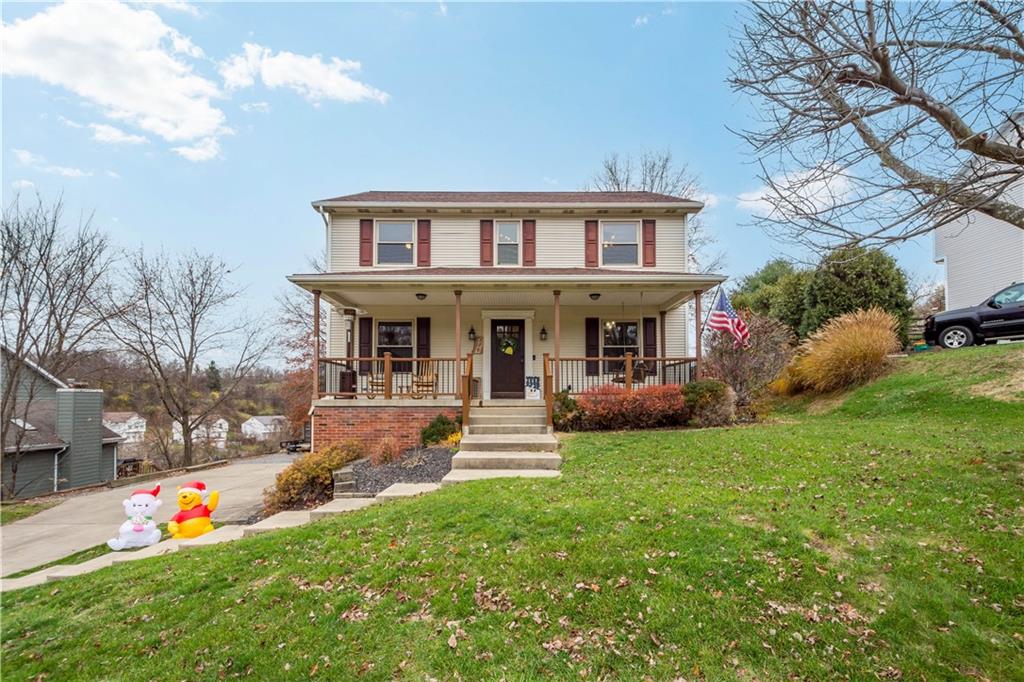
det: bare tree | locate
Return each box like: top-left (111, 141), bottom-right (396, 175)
top-left (730, 1), bottom-right (1024, 251)
top-left (108, 250), bottom-right (271, 467)
top-left (588, 149), bottom-right (723, 271)
top-left (1, 195), bottom-right (115, 497)
top-left (276, 255), bottom-right (325, 434)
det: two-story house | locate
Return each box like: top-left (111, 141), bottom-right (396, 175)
top-left (288, 191), bottom-right (725, 455)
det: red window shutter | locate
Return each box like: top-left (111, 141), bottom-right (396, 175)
top-left (585, 220), bottom-right (599, 267)
top-left (480, 219), bottom-right (494, 266)
top-left (522, 219), bottom-right (536, 266)
top-left (358, 317), bottom-right (373, 374)
top-left (643, 317), bottom-right (657, 359)
top-left (417, 219), bottom-right (431, 267)
top-left (585, 317), bottom-right (600, 376)
top-left (359, 219), bottom-right (373, 266)
top-left (416, 317), bottom-right (431, 357)
top-left (642, 219), bottom-right (656, 267)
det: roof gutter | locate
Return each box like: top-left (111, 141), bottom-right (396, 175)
top-left (312, 200), bottom-right (705, 212)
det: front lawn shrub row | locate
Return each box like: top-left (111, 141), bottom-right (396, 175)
top-left (553, 381), bottom-right (736, 431)
top-left (264, 442), bottom-right (361, 514)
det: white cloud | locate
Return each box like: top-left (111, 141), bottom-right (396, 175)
top-left (3, 1), bottom-right (227, 159)
top-left (12, 148), bottom-right (92, 177)
top-left (172, 136), bottom-right (220, 162)
top-left (634, 15), bottom-right (650, 27)
top-left (137, 0), bottom-right (201, 17)
top-left (240, 101), bottom-right (270, 114)
top-left (219, 43), bottom-right (389, 104)
top-left (437, 1), bottom-right (448, 16)
top-left (737, 168), bottom-right (851, 216)
top-left (11, 179), bottom-right (36, 190)
top-left (90, 123), bottom-right (149, 144)
top-left (106, 170), bottom-right (122, 179)
top-left (697, 192), bottom-right (720, 209)
top-left (61, 116), bottom-right (149, 144)
top-left (542, 176), bottom-right (559, 186)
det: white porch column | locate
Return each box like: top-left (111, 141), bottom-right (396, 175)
top-left (553, 289), bottom-right (561, 388)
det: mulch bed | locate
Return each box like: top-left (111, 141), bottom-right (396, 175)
top-left (352, 446), bottom-right (454, 495)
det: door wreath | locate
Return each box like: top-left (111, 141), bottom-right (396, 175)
top-left (499, 336), bottom-right (518, 356)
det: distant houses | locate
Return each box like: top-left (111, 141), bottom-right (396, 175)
top-left (2, 345), bottom-right (123, 499)
top-left (172, 417), bottom-right (229, 449)
top-left (241, 415), bottom-right (288, 441)
top-left (102, 411), bottom-right (147, 445)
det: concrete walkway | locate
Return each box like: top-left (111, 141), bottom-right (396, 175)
top-left (0, 453), bottom-right (295, 577)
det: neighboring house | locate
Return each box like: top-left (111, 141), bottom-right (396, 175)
top-left (172, 417), bottom-right (229, 449)
top-left (1, 346), bottom-right (123, 499)
top-left (288, 190), bottom-right (725, 451)
top-left (241, 415), bottom-right (288, 441)
top-left (934, 118), bottom-right (1024, 310)
top-left (102, 411), bottom-right (147, 445)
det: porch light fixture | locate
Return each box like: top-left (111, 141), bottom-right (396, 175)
top-left (468, 326), bottom-right (477, 341)
top-left (415, 292), bottom-right (428, 300)
top-left (539, 326), bottom-right (548, 341)
top-left (589, 293), bottom-right (601, 301)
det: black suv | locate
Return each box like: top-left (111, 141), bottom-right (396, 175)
top-left (924, 282), bottom-right (1024, 348)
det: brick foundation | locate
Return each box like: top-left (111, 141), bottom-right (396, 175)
top-left (312, 403), bottom-right (460, 452)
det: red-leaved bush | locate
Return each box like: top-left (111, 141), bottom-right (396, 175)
top-left (577, 385), bottom-right (686, 431)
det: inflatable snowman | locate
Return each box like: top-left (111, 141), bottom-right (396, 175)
top-left (108, 484), bottom-right (163, 550)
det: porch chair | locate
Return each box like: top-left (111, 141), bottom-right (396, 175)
top-left (411, 359), bottom-right (438, 399)
top-left (365, 360), bottom-right (388, 399)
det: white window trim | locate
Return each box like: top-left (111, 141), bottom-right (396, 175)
top-left (374, 219), bottom-right (417, 267)
top-left (375, 320), bottom-right (415, 371)
top-left (599, 219), bottom-right (641, 268)
top-left (493, 219), bottom-right (522, 267)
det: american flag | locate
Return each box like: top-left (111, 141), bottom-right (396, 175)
top-left (706, 289), bottom-right (751, 348)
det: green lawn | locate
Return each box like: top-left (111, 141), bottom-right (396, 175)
top-left (3, 345), bottom-right (1022, 680)
top-left (0, 499), bottom-right (57, 525)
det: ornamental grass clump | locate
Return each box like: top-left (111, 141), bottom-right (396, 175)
top-left (780, 307), bottom-right (901, 394)
top-left (264, 442), bottom-right (361, 514)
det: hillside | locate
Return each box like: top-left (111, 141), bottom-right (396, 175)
top-left (2, 345), bottom-right (1022, 680)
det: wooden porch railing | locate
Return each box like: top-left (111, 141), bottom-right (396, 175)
top-left (461, 353), bottom-right (474, 429)
top-left (318, 355), bottom-right (469, 399)
top-left (543, 354), bottom-right (698, 397)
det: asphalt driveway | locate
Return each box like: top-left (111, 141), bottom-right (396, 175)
top-left (1, 453), bottom-right (295, 577)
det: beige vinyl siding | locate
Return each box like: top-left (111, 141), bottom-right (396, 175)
top-left (933, 180), bottom-right (1024, 310)
top-left (327, 307), bottom-right (347, 356)
top-left (329, 214), bottom-right (690, 271)
top-left (663, 306), bottom-right (690, 357)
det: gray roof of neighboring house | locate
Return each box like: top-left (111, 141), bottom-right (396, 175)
top-left (314, 190), bottom-right (700, 206)
top-left (4, 402), bottom-right (65, 453)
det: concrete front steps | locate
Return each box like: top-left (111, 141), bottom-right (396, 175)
top-left (442, 401), bottom-right (561, 486)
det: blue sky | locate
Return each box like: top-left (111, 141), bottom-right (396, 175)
top-left (3, 1), bottom-right (940, 326)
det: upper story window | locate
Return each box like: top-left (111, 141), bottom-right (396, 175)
top-left (601, 221), bottom-right (638, 266)
top-left (496, 220), bottom-right (520, 265)
top-left (376, 220), bottom-right (415, 265)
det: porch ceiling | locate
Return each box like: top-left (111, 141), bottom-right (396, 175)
top-left (288, 270), bottom-right (726, 310)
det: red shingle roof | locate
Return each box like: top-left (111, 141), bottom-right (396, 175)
top-left (314, 191), bottom-right (698, 205)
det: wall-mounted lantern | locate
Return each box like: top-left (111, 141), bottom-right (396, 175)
top-left (468, 326), bottom-right (477, 341)
top-left (539, 326), bottom-right (548, 341)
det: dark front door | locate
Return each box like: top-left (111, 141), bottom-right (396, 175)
top-left (491, 319), bottom-right (525, 399)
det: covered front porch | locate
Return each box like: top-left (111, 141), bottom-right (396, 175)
top-left (289, 268), bottom-right (725, 412)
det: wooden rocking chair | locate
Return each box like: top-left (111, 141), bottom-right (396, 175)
top-left (411, 359), bottom-right (438, 399)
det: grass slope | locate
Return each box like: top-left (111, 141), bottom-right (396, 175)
top-left (3, 346), bottom-right (1022, 680)
top-left (0, 500), bottom-right (57, 526)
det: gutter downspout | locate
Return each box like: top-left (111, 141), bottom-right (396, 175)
top-left (52, 445), bottom-right (69, 493)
